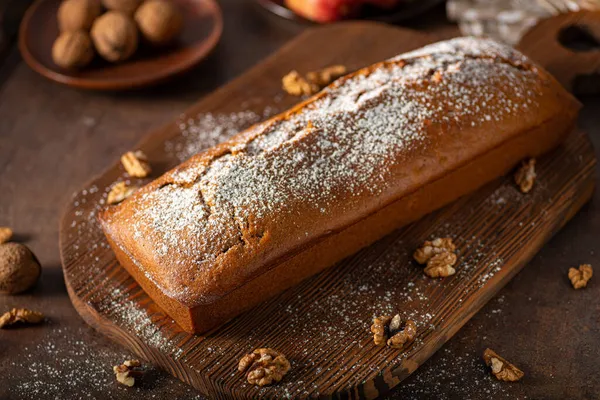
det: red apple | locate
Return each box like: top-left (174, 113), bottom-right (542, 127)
top-left (285, 0), bottom-right (361, 23)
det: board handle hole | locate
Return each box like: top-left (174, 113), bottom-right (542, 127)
top-left (558, 25), bottom-right (600, 52)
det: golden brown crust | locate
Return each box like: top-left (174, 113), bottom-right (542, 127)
top-left (99, 38), bottom-right (580, 333)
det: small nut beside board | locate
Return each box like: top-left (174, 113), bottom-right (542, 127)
top-left (113, 359), bottom-right (144, 387)
top-left (483, 348), bottom-right (524, 382)
top-left (0, 308), bottom-right (44, 328)
top-left (0, 243), bottom-right (41, 294)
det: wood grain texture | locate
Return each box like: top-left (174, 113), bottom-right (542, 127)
top-left (518, 11), bottom-right (600, 94)
top-left (18, 0), bottom-right (223, 90)
top-left (57, 23), bottom-right (597, 399)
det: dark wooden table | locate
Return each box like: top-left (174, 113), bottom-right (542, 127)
top-left (0, 1), bottom-right (598, 399)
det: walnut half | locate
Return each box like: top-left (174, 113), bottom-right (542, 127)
top-left (424, 252), bottom-right (457, 278)
top-left (0, 308), bottom-right (44, 328)
top-left (238, 348), bottom-right (290, 387)
top-left (483, 348), bottom-right (524, 382)
top-left (414, 237), bottom-right (458, 278)
top-left (568, 264), bottom-right (593, 289)
top-left (370, 314), bottom-right (417, 350)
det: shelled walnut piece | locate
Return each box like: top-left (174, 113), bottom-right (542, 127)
top-left (113, 359), bottom-right (143, 387)
top-left (0, 308), bottom-right (44, 328)
top-left (413, 237), bottom-right (457, 278)
top-left (0, 227), bottom-right (12, 244)
top-left (514, 158), bottom-right (536, 193)
top-left (425, 252), bottom-right (458, 278)
top-left (370, 314), bottom-right (417, 350)
top-left (568, 264), bottom-right (593, 289)
top-left (282, 65), bottom-right (347, 96)
top-left (370, 315), bottom-right (392, 346)
top-left (121, 150), bottom-right (151, 178)
top-left (107, 182), bottom-right (138, 205)
top-left (483, 348), bottom-right (524, 382)
top-left (238, 348), bottom-right (291, 386)
top-left (0, 243), bottom-right (41, 294)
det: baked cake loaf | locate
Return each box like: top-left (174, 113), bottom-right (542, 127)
top-left (99, 37), bottom-right (580, 334)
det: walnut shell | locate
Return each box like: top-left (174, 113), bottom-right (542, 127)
top-left (57, 0), bottom-right (102, 32)
top-left (0, 243), bottom-right (41, 295)
top-left (91, 12), bottom-right (138, 62)
top-left (102, 0), bottom-right (144, 15)
top-left (135, 0), bottom-right (183, 46)
top-left (52, 31), bottom-right (95, 69)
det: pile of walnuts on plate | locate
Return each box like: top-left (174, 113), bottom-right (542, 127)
top-left (52, 0), bottom-right (183, 69)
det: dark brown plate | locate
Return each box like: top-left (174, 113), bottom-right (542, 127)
top-left (18, 0), bottom-right (223, 90)
top-left (255, 0), bottom-right (444, 24)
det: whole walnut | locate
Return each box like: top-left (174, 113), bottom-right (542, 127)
top-left (91, 12), bottom-right (138, 62)
top-left (57, 0), bottom-right (102, 32)
top-left (0, 243), bottom-right (41, 295)
top-left (135, 0), bottom-right (183, 46)
top-left (102, 0), bottom-right (144, 15)
top-left (52, 31), bottom-right (95, 69)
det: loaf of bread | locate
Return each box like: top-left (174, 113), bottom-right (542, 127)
top-left (99, 38), bottom-right (579, 334)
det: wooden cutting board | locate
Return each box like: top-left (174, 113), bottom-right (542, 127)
top-left (59, 22), bottom-right (596, 399)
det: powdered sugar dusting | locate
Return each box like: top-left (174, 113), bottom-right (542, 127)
top-left (165, 109), bottom-right (278, 163)
top-left (6, 325), bottom-right (204, 399)
top-left (97, 286), bottom-right (184, 359)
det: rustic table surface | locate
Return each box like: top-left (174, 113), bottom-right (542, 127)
top-left (0, 1), bottom-right (598, 399)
